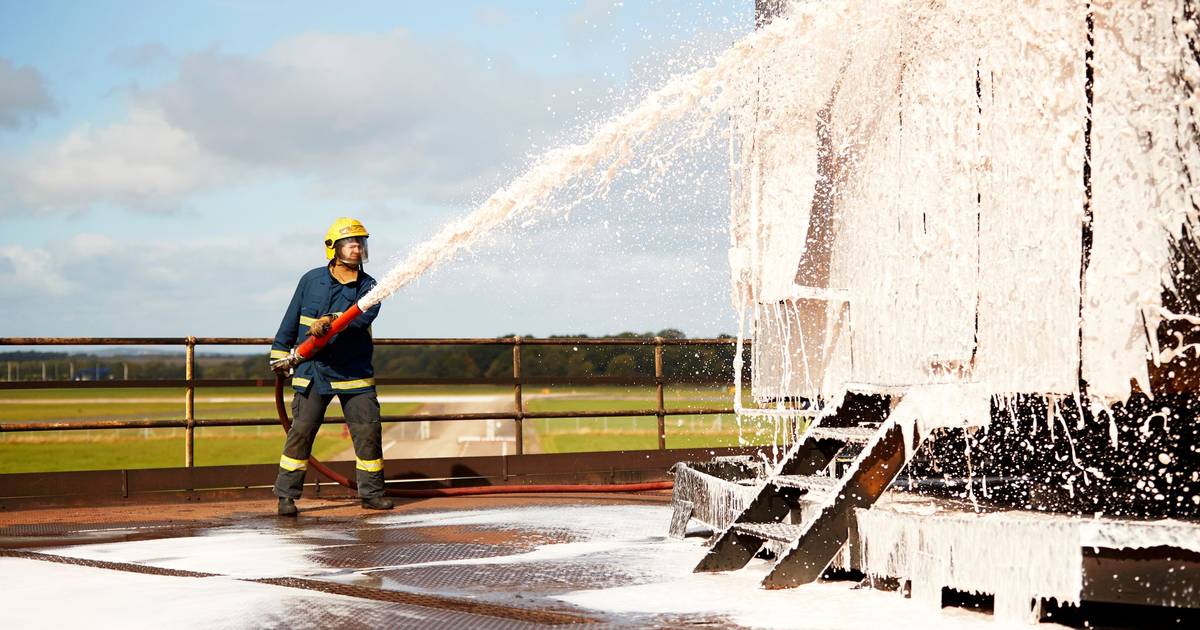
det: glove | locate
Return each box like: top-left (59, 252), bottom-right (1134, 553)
top-left (270, 349), bottom-right (300, 375)
top-left (308, 314), bottom-right (337, 338)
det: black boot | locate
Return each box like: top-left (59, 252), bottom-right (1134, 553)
top-left (278, 497), bottom-right (298, 516)
top-left (361, 496), bottom-right (394, 510)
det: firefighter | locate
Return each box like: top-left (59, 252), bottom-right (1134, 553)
top-left (269, 217), bottom-right (393, 515)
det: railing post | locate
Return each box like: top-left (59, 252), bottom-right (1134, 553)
top-left (655, 337), bottom-right (666, 450)
top-left (512, 336), bottom-right (524, 455)
top-left (184, 336), bottom-right (196, 467)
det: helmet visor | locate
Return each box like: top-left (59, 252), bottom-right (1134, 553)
top-left (333, 236), bottom-right (368, 265)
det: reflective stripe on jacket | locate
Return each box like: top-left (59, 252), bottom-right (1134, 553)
top-left (270, 265), bottom-right (381, 395)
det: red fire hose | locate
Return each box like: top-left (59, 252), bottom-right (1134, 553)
top-left (291, 303), bottom-right (366, 363)
top-left (274, 304), bottom-right (672, 496)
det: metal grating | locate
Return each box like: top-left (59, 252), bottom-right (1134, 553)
top-left (245, 602), bottom-right (548, 630)
top-left (0, 520), bottom-right (200, 537)
top-left (732, 522), bottom-right (806, 543)
top-left (809, 426), bottom-right (878, 443)
top-left (770, 474), bottom-right (840, 492)
top-left (0, 549), bottom-right (218, 577)
top-left (308, 542), bottom-right (519, 569)
top-left (2, 548), bottom-right (592, 626)
top-left (252, 577), bottom-right (594, 625)
top-left (377, 557), bottom-right (654, 595)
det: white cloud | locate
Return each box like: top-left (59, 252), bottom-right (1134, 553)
top-left (0, 57), bottom-right (56, 130)
top-left (64, 233), bottom-right (117, 257)
top-left (0, 211), bottom-right (736, 338)
top-left (0, 234), bottom-right (117, 297)
top-left (1, 28), bottom-right (597, 217)
top-left (7, 107), bottom-right (225, 214)
top-left (0, 231), bottom-right (311, 336)
top-left (159, 29), bottom-right (594, 200)
top-left (0, 245), bottom-right (73, 295)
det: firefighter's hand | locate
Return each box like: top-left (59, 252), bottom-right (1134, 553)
top-left (308, 315), bottom-right (336, 338)
top-left (270, 350), bottom-right (298, 375)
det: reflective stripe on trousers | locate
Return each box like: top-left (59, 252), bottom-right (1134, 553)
top-left (273, 389), bottom-right (384, 499)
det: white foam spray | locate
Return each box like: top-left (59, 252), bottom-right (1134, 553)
top-left (357, 7), bottom-right (848, 311)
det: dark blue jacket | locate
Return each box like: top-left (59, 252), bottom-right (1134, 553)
top-left (271, 265), bottom-right (381, 395)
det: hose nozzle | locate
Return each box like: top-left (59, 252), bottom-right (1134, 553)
top-left (272, 302), bottom-right (367, 374)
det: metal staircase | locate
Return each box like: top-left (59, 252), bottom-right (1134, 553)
top-left (694, 393), bottom-right (920, 589)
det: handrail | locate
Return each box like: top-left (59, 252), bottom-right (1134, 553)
top-left (0, 336), bottom-right (748, 346)
top-left (0, 336), bottom-right (745, 466)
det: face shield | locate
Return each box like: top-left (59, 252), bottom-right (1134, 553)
top-left (333, 236), bottom-right (368, 266)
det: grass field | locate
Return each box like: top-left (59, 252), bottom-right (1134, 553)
top-left (525, 392), bottom-right (790, 453)
top-left (0, 385), bottom-right (425, 473)
top-left (0, 384), bottom-right (782, 473)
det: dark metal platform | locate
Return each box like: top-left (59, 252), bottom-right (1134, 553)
top-left (0, 494), bottom-right (707, 628)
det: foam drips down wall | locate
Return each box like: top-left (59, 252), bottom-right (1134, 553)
top-left (729, 0), bottom-right (1200, 410)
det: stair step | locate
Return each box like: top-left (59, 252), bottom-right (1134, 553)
top-left (809, 426), bottom-right (878, 443)
top-left (769, 474), bottom-right (841, 493)
top-left (732, 522), bottom-right (806, 543)
top-left (693, 393), bottom-right (907, 586)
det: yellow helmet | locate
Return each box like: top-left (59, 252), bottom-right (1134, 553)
top-left (324, 217), bottom-right (369, 262)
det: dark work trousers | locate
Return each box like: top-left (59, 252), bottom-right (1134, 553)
top-left (273, 389), bottom-right (385, 499)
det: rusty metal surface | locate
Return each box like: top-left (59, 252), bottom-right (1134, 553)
top-left (654, 340), bottom-right (667, 450)
top-left (0, 520), bottom-right (196, 537)
top-left (312, 542), bottom-right (519, 568)
top-left (1082, 546), bottom-right (1200, 608)
top-left (185, 338), bottom-right (196, 467)
top-left (763, 419), bottom-right (908, 588)
top-left (513, 337), bottom-right (525, 456)
top-left (0, 519), bottom-right (215, 549)
top-left (0, 375), bottom-right (743, 391)
top-left (0, 548), bottom-right (219, 576)
top-left (0, 406), bottom-right (737, 432)
top-left (252, 577), bottom-right (595, 625)
top-left (3, 494), bottom-right (1195, 627)
top-left (0, 335), bottom-right (744, 346)
top-left (0, 549), bottom-right (590, 626)
top-left (0, 495), bottom-right (715, 628)
top-left (376, 556), bottom-right (648, 596)
top-left (0, 337), bottom-right (196, 345)
top-left (0, 447), bottom-right (757, 509)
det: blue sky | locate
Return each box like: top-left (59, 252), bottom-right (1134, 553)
top-left (0, 1), bottom-right (752, 345)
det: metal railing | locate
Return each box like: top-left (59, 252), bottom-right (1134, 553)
top-left (0, 336), bottom-right (746, 467)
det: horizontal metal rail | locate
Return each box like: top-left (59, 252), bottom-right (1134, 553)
top-left (0, 407), bottom-right (736, 432)
top-left (0, 336), bottom-right (745, 467)
top-left (0, 374), bottom-right (736, 390)
top-left (0, 447), bottom-right (765, 508)
top-left (0, 336), bottom-right (748, 347)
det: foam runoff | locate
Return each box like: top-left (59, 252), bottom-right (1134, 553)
top-left (856, 499), bottom-right (1200, 614)
top-left (555, 553), bottom-right (1069, 629)
top-left (671, 462), bottom-right (761, 530)
top-left (373, 503), bottom-right (670, 538)
top-left (366, 503), bottom-right (1032, 627)
top-left (0, 558), bottom-right (407, 630)
top-left (44, 529), bottom-right (327, 579)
